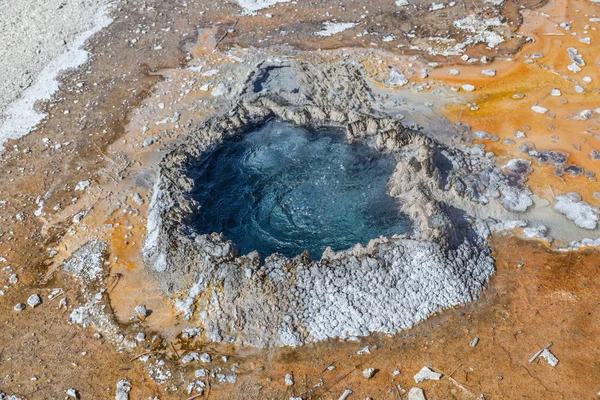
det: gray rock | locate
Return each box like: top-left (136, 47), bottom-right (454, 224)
top-left (27, 294), bottom-right (41, 308)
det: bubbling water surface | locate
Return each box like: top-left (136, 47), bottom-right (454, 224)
top-left (187, 120), bottom-right (412, 259)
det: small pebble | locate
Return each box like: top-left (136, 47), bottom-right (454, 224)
top-left (285, 373), bottom-right (294, 386)
top-left (363, 368), bottom-right (376, 379)
top-left (200, 352), bottom-right (212, 363)
top-left (27, 294), bottom-right (42, 308)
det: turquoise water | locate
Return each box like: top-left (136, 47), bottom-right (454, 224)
top-left (186, 120), bottom-right (411, 259)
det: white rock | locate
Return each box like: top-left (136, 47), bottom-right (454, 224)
top-left (66, 388), bottom-right (79, 398)
top-left (195, 369), bottom-right (208, 378)
top-left (531, 105), bottom-right (548, 114)
top-left (481, 69), bottom-right (496, 77)
top-left (339, 389), bottom-right (353, 400)
top-left (285, 373), bottom-right (294, 386)
top-left (200, 352), bottom-right (212, 363)
top-left (408, 387), bottom-right (426, 400)
top-left (134, 304), bottom-right (148, 318)
top-left (388, 69), bottom-right (409, 86)
top-left (74, 180), bottom-right (90, 191)
top-left (362, 368), bottom-right (376, 379)
top-left (182, 352), bottom-right (200, 364)
top-left (461, 84), bottom-right (475, 92)
top-left (554, 192), bottom-right (599, 229)
top-left (314, 22), bottom-right (358, 37)
top-left (27, 294), bottom-right (42, 308)
top-left (540, 349), bottom-right (559, 367)
top-left (550, 88), bottom-right (561, 96)
top-left (115, 379), bottom-right (131, 400)
top-left (414, 367), bottom-right (442, 383)
top-left (448, 69), bottom-right (460, 75)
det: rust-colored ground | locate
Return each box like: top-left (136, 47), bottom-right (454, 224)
top-left (1, 0), bottom-right (600, 398)
top-left (2, 235), bottom-right (598, 399)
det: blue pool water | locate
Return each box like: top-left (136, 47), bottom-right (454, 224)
top-left (186, 120), bottom-right (411, 259)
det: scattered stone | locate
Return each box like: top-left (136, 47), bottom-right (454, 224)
top-left (182, 352), bottom-right (200, 364)
top-left (362, 368), bottom-right (376, 379)
top-left (181, 327), bottom-right (203, 339)
top-left (550, 88), bottom-right (561, 96)
top-left (195, 369), bottom-right (208, 378)
top-left (115, 379), bottom-right (131, 400)
top-left (74, 180), bottom-right (90, 191)
top-left (481, 69), bottom-right (496, 77)
top-left (285, 373), bottom-right (294, 386)
top-left (388, 69), bottom-right (409, 87)
top-left (448, 69), bottom-right (460, 75)
top-left (14, 303), bottom-right (25, 312)
top-left (27, 294), bottom-right (42, 308)
top-left (470, 337), bottom-right (479, 347)
top-left (408, 387), bottom-right (426, 400)
top-left (65, 388), bottom-right (79, 398)
top-left (414, 367), bottom-right (442, 383)
top-left (216, 373), bottom-right (237, 384)
top-left (200, 352), bottom-right (212, 363)
top-left (339, 389), bottom-right (353, 400)
top-left (473, 130), bottom-right (492, 140)
top-left (461, 84), bottom-right (475, 92)
top-left (531, 105), bottom-right (548, 114)
top-left (514, 130), bottom-right (526, 139)
top-left (357, 346), bottom-right (371, 355)
top-left (540, 349), bottom-right (559, 367)
top-left (131, 193), bottom-right (144, 205)
top-left (134, 305), bottom-right (148, 318)
top-left (567, 47), bottom-right (585, 66)
top-left (8, 274), bottom-right (18, 284)
top-left (512, 93), bottom-right (525, 99)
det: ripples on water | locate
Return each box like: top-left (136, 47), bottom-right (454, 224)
top-left (186, 120), bottom-right (412, 259)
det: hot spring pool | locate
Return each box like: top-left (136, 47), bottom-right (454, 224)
top-left (186, 120), bottom-right (412, 258)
